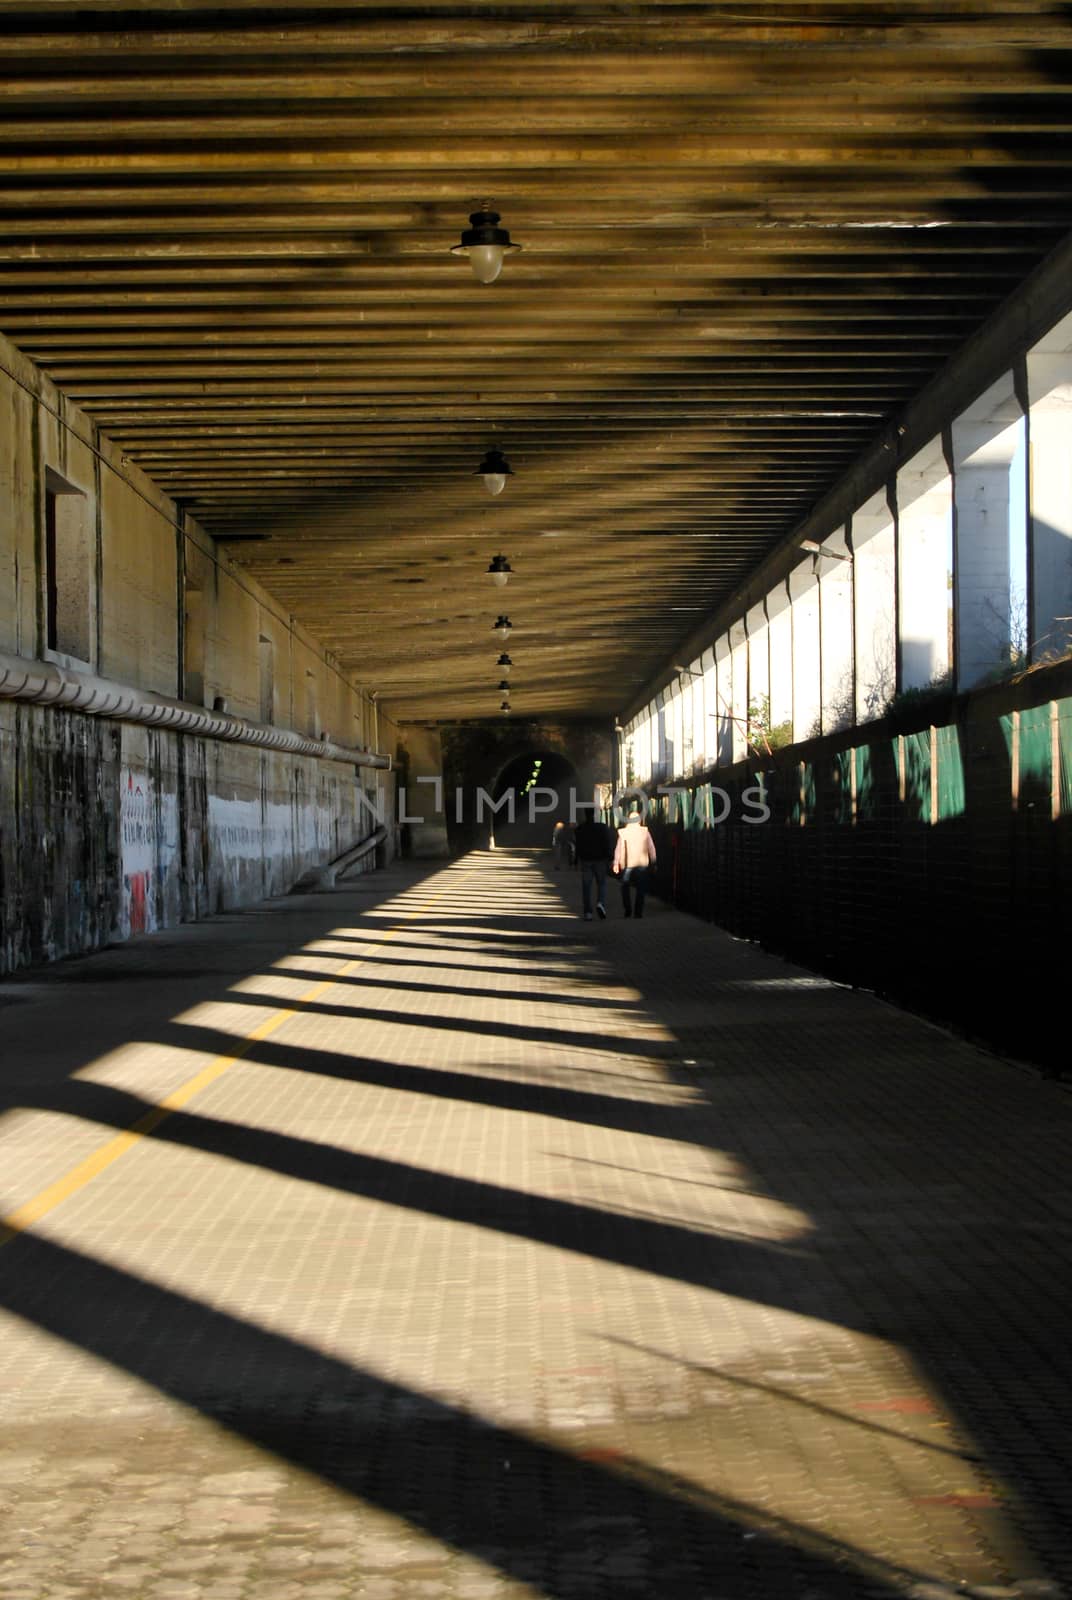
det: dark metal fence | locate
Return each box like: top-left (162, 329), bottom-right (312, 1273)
top-left (642, 662), bottom-right (1072, 1076)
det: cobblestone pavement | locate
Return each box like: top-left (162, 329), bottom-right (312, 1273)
top-left (0, 851), bottom-right (1069, 1600)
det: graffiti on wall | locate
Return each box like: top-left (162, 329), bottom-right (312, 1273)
top-left (120, 766), bottom-right (178, 938)
top-left (121, 770), bottom-right (153, 935)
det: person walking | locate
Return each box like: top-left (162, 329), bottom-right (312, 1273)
top-left (573, 815), bottom-right (615, 920)
top-left (550, 819), bottom-right (569, 870)
top-left (612, 807), bottom-right (657, 918)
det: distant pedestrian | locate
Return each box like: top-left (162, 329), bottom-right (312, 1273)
top-left (612, 808), bottom-right (657, 918)
top-left (573, 815), bottom-right (615, 920)
top-left (550, 819), bottom-right (569, 870)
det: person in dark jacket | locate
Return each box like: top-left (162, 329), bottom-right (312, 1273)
top-left (573, 815), bottom-right (615, 920)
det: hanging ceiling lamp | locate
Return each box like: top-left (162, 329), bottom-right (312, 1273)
top-left (497, 679), bottom-right (512, 696)
top-left (451, 208), bottom-right (522, 285)
top-left (496, 652), bottom-right (513, 675)
top-left (487, 554), bottom-right (513, 586)
top-left (499, 700), bottom-right (512, 715)
top-left (475, 446), bottom-right (513, 497)
top-left (492, 615), bottom-right (512, 641)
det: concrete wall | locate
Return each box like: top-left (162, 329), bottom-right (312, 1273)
top-left (395, 726), bottom-right (451, 859)
top-left (0, 332), bottom-right (397, 973)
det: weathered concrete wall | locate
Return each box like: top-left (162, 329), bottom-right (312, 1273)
top-left (0, 701), bottom-right (121, 970)
top-left (395, 725), bottom-right (450, 858)
top-left (0, 331), bottom-right (397, 974)
top-left (0, 704), bottom-right (374, 969)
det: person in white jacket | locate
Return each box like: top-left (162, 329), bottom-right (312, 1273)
top-left (612, 808), bottom-right (657, 918)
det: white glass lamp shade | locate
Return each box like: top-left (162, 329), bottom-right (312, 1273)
top-left (452, 211), bottom-right (521, 285)
top-left (476, 447), bottom-right (512, 495)
top-left (469, 244), bottom-right (504, 285)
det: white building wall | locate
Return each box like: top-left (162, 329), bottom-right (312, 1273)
top-left (852, 489), bottom-right (897, 722)
top-left (745, 602), bottom-right (770, 749)
top-left (897, 436), bottom-right (954, 691)
top-left (640, 709), bottom-right (654, 784)
top-left (670, 682), bottom-right (685, 778)
top-left (817, 525), bottom-right (854, 731)
top-left (714, 631), bottom-right (734, 766)
top-left (767, 583), bottom-right (794, 737)
top-left (730, 619), bottom-right (749, 762)
top-left (951, 374), bottom-right (1023, 688)
top-left (1027, 308), bottom-right (1072, 663)
top-left (700, 645), bottom-right (717, 769)
top-left (789, 565), bottom-right (821, 741)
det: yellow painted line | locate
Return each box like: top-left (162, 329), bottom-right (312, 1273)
top-left (0, 869), bottom-right (463, 1248)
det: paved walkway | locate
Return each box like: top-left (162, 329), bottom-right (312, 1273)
top-left (0, 851), bottom-right (1069, 1600)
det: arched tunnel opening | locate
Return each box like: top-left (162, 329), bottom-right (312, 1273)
top-left (444, 747), bottom-right (581, 854)
top-left (490, 749), bottom-right (579, 850)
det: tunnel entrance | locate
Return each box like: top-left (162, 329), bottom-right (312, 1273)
top-left (486, 749), bottom-right (579, 851)
top-left (439, 719), bottom-right (611, 857)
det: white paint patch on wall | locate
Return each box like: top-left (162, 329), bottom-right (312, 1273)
top-left (120, 764), bottom-right (179, 939)
top-left (210, 791), bottom-right (282, 861)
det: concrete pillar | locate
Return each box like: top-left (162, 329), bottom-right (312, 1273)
top-left (767, 581), bottom-right (793, 741)
top-left (640, 702), bottom-right (653, 784)
top-left (699, 644), bottom-right (716, 770)
top-left (396, 726), bottom-right (449, 857)
top-left (1026, 308), bottom-right (1072, 663)
top-left (730, 618), bottom-right (749, 762)
top-left (669, 681), bottom-right (685, 779)
top-left (852, 487), bottom-right (897, 722)
top-left (304, 669), bottom-right (318, 738)
top-left (714, 631), bottom-right (733, 766)
top-left (817, 524), bottom-right (854, 732)
top-left (654, 689), bottom-right (669, 783)
top-left (624, 711), bottom-right (641, 788)
top-left (896, 437), bottom-right (953, 691)
top-left (681, 678), bottom-right (693, 775)
top-left (789, 563), bottom-right (821, 742)
top-left (679, 658), bottom-right (704, 775)
top-left (637, 707), bottom-right (653, 786)
top-left (745, 602), bottom-right (769, 752)
top-left (951, 373), bottom-right (1024, 688)
top-left (622, 719), bottom-right (635, 788)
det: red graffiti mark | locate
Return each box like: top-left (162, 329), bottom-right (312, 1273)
top-left (577, 1448), bottom-right (624, 1462)
top-left (128, 871), bottom-right (149, 934)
